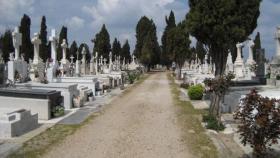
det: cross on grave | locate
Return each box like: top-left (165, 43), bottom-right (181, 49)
top-left (31, 33), bottom-right (41, 64)
top-left (49, 29), bottom-right (57, 63)
top-left (12, 27), bottom-right (22, 61)
top-left (70, 55), bottom-right (75, 64)
top-left (61, 39), bottom-right (68, 64)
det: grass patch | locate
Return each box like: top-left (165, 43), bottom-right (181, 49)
top-left (168, 73), bottom-right (218, 158)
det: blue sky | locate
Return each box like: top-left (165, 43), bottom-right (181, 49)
top-left (0, 0), bottom-right (279, 59)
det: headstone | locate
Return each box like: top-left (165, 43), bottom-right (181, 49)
top-left (49, 29), bottom-right (58, 65)
top-left (225, 51), bottom-right (234, 74)
top-left (246, 40), bottom-right (256, 65)
top-left (31, 33), bottom-right (41, 65)
top-left (75, 51), bottom-right (80, 76)
top-left (61, 39), bottom-right (68, 65)
top-left (47, 29), bottom-right (58, 82)
top-left (12, 27), bottom-right (22, 61)
top-left (234, 42), bottom-right (245, 79)
top-left (81, 47), bottom-right (87, 75)
top-left (8, 30), bottom-right (28, 82)
top-left (89, 53), bottom-right (94, 75)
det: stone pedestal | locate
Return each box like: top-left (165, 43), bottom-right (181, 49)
top-left (8, 60), bottom-right (28, 82)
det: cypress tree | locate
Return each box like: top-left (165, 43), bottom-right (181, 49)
top-left (161, 10), bottom-right (176, 66)
top-left (134, 16), bottom-right (152, 59)
top-left (39, 16), bottom-right (48, 62)
top-left (253, 32), bottom-right (262, 61)
top-left (112, 38), bottom-right (121, 61)
top-left (186, 0), bottom-right (262, 76)
top-left (121, 40), bottom-right (131, 63)
top-left (19, 14), bottom-right (33, 61)
top-left (135, 16), bottom-right (161, 69)
top-left (93, 24), bottom-right (111, 60)
top-left (0, 30), bottom-right (14, 62)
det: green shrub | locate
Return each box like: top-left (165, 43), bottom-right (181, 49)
top-left (202, 115), bottom-right (225, 131)
top-left (180, 83), bottom-right (190, 89)
top-left (52, 105), bottom-right (65, 118)
top-left (188, 84), bottom-right (204, 100)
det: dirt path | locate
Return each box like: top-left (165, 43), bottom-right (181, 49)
top-left (43, 72), bottom-right (194, 158)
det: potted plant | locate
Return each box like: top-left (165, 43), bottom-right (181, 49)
top-left (52, 105), bottom-right (65, 118)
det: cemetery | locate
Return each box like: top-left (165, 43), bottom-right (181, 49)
top-left (0, 0), bottom-right (280, 158)
top-left (0, 24), bottom-right (142, 144)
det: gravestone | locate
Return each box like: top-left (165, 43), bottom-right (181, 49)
top-left (0, 51), bottom-right (4, 85)
top-left (8, 27), bottom-right (28, 82)
top-left (234, 43), bottom-right (245, 80)
top-left (47, 29), bottom-right (59, 82)
top-left (30, 33), bottom-right (45, 82)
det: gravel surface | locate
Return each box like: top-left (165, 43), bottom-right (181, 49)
top-left (43, 72), bottom-right (194, 158)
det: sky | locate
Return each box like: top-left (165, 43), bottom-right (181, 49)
top-left (0, 0), bottom-right (279, 59)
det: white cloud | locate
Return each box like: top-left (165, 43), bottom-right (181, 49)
top-left (0, 0), bottom-right (34, 22)
top-left (82, 0), bottom-right (179, 29)
top-left (65, 16), bottom-right (85, 31)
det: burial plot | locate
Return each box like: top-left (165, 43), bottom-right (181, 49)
top-left (0, 88), bottom-right (62, 120)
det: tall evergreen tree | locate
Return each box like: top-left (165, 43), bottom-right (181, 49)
top-left (19, 14), bottom-right (33, 61)
top-left (186, 0), bottom-right (262, 118)
top-left (39, 16), bottom-right (48, 62)
top-left (134, 16), bottom-right (153, 59)
top-left (161, 10), bottom-right (176, 66)
top-left (135, 16), bottom-right (161, 70)
top-left (167, 22), bottom-right (191, 78)
top-left (112, 38), bottom-right (121, 61)
top-left (121, 40), bottom-right (131, 63)
top-left (69, 41), bottom-right (78, 61)
top-left (186, 0), bottom-right (262, 76)
top-left (57, 26), bottom-right (68, 61)
top-left (253, 32), bottom-right (262, 61)
top-left (0, 30), bottom-right (14, 62)
top-left (93, 24), bottom-right (111, 60)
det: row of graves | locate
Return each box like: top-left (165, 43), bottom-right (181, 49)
top-left (0, 27), bottom-right (141, 139)
top-left (177, 27), bottom-right (280, 114)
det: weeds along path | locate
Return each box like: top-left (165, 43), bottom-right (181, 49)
top-left (43, 72), bottom-right (194, 158)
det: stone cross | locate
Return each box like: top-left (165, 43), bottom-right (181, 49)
top-left (236, 42), bottom-right (244, 63)
top-left (61, 39), bottom-right (68, 64)
top-left (100, 55), bottom-right (103, 65)
top-left (247, 40), bottom-right (256, 65)
top-left (70, 55), bottom-right (75, 64)
top-left (12, 27), bottom-right (22, 61)
top-left (81, 47), bottom-right (87, 64)
top-left (123, 57), bottom-right (126, 66)
top-left (31, 33), bottom-right (41, 64)
top-left (109, 52), bottom-right (112, 71)
top-left (49, 29), bottom-right (57, 63)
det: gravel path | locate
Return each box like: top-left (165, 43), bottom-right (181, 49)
top-left (43, 72), bottom-right (193, 158)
